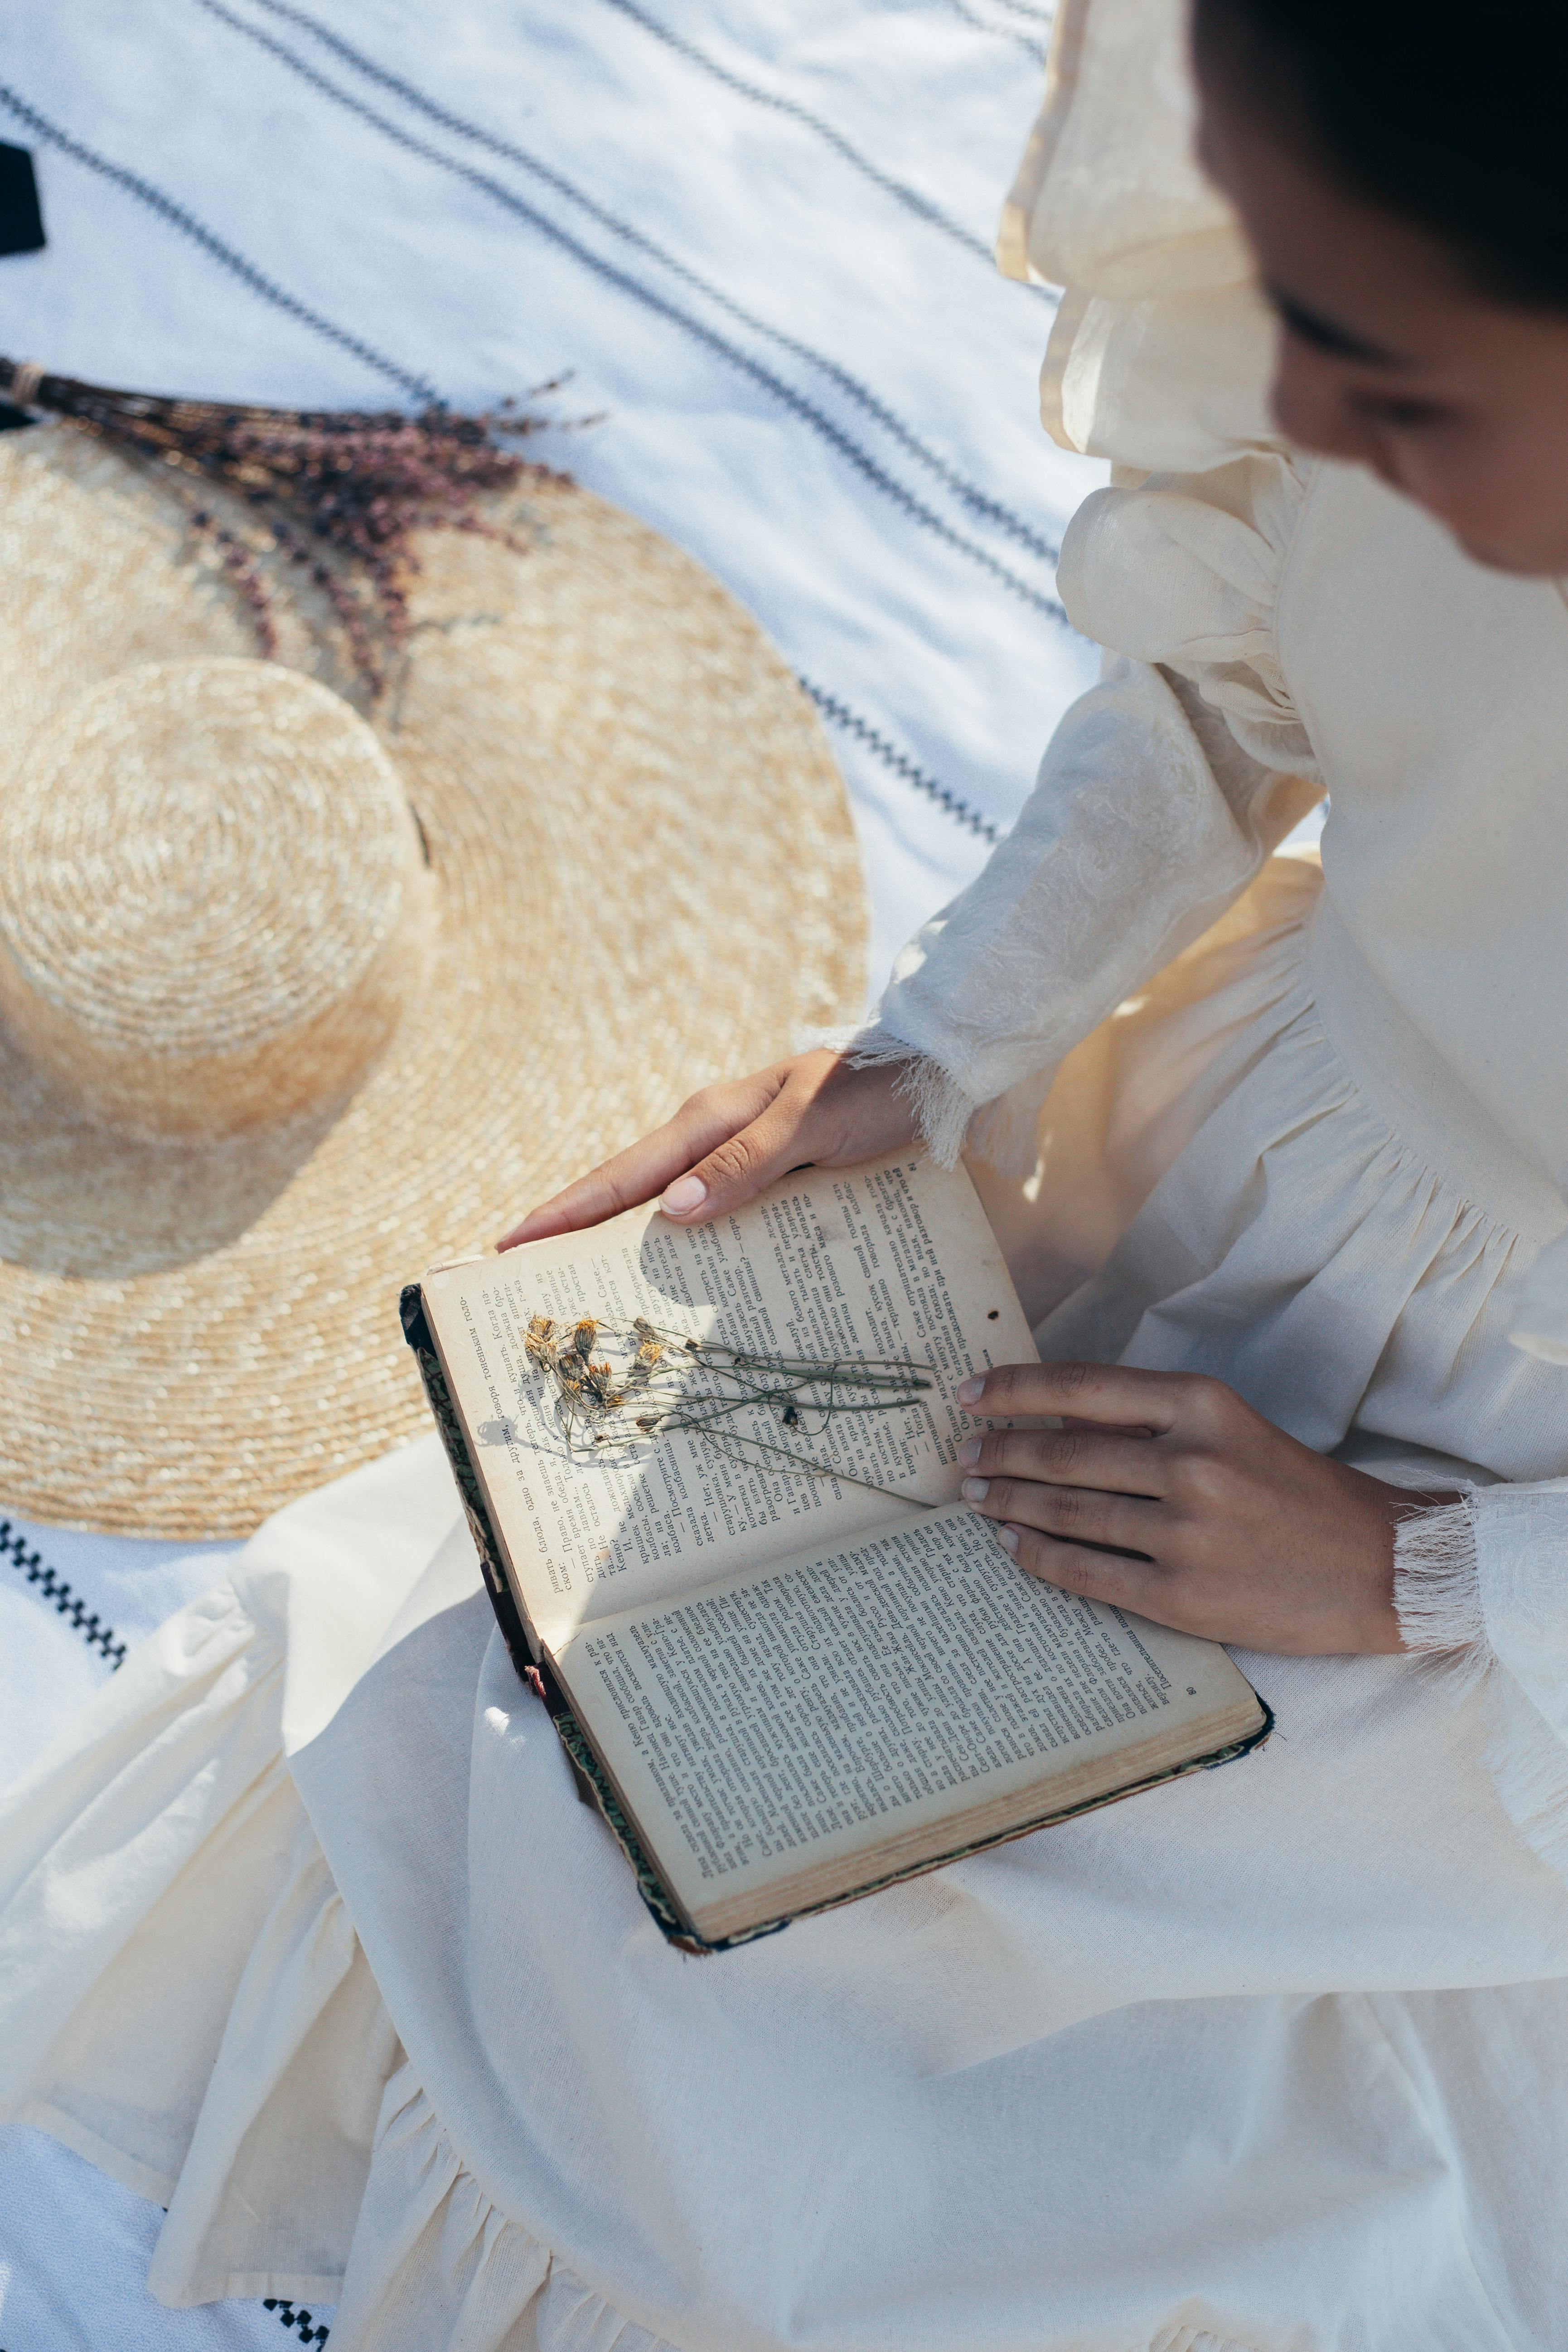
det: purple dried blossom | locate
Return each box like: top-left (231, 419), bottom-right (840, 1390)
top-left (2, 360), bottom-right (570, 695)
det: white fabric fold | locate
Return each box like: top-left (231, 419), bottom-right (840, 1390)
top-left (149, 1818), bottom-right (403, 2307)
top-left (330, 2063), bottom-right (679, 2352)
top-left (0, 1577), bottom-right (295, 2206)
top-left (1510, 1229), bottom-right (1568, 1364)
top-left (1029, 880), bottom-right (1566, 1473)
top-left (997, 0), bottom-right (1280, 474)
top-left (1056, 454), bottom-right (1321, 775)
top-left (0, 1437), bottom-right (463, 2283)
top-left (6, 1417), bottom-right (1568, 2347)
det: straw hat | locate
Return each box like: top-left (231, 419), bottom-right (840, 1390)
top-left (0, 426), bottom-right (865, 1538)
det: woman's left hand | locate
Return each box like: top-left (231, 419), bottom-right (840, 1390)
top-left (955, 1361), bottom-right (1442, 1655)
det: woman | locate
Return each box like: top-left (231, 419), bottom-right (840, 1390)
top-left (513, 0), bottom-right (1568, 1677)
top-left (5, 1), bottom-right (1568, 2346)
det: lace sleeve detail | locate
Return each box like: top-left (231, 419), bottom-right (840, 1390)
top-left (857, 2), bottom-right (1322, 1170)
top-left (853, 644), bottom-right (1317, 1172)
top-left (805, 1023), bottom-right (979, 1167)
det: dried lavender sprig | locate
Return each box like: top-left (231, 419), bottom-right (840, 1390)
top-left (0, 358), bottom-right (571, 694)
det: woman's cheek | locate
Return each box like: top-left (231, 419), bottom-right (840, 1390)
top-left (1413, 436), bottom-right (1568, 575)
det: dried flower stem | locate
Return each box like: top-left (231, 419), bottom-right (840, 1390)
top-left (523, 1314), bottom-right (934, 1506)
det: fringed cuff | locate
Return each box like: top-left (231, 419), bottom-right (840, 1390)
top-left (1395, 1486), bottom-right (1568, 1886)
top-left (804, 1024), bottom-right (981, 1169)
top-left (1393, 1495), bottom-right (1485, 1667)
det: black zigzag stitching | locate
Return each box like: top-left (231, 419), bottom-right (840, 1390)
top-left (221, 0), bottom-right (1064, 572)
top-left (801, 680), bottom-right (1002, 844)
top-left (0, 1518), bottom-right (127, 1669)
top-left (264, 2299), bottom-right (331, 2345)
top-left (988, 0), bottom-right (1057, 24)
top-left (191, 0), bottom-right (1070, 625)
top-left (0, 85), bottom-right (438, 407)
top-left (938, 0), bottom-right (1050, 67)
top-left (594, 0), bottom-right (1017, 266)
top-left (1, 46), bottom-right (1024, 851)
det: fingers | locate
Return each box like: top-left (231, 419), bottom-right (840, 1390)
top-left (958, 1360), bottom-right (1239, 1437)
top-left (959, 1423), bottom-right (1167, 1498)
top-left (498, 1072), bottom-right (785, 1246)
top-left (963, 1469), bottom-right (1160, 1558)
top-left (993, 1525), bottom-right (1163, 1619)
top-left (663, 1093), bottom-right (824, 1225)
top-left (500, 1053), bottom-right (920, 1249)
top-left (663, 1053), bottom-right (921, 1226)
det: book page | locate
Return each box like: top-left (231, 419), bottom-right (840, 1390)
top-left (552, 1502), bottom-right (1262, 1936)
top-left (421, 1153), bottom-right (1037, 1648)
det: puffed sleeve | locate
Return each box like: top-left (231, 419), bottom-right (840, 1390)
top-left (842, 450), bottom-right (1322, 1166)
top-left (834, 0), bottom-right (1320, 1167)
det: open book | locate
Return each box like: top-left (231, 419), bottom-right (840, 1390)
top-left (402, 1152), bottom-right (1269, 1950)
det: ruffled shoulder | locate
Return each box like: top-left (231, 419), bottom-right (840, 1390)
top-left (1056, 449), bottom-right (1317, 774)
top-left (996, 0), bottom-right (1279, 472)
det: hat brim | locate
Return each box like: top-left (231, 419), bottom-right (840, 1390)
top-left (0, 429), bottom-right (866, 1536)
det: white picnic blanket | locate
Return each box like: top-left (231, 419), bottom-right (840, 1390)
top-left (0, 1), bottom-right (1105, 2342)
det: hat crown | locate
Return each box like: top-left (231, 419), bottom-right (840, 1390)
top-left (0, 658), bottom-right (430, 1137)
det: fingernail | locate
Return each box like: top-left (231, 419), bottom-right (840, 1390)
top-left (956, 1375), bottom-right (985, 1406)
top-left (961, 1477), bottom-right (989, 1502)
top-left (996, 1526), bottom-right (1020, 1553)
top-left (957, 1436), bottom-right (981, 1466)
top-left (661, 1175), bottom-right (707, 1215)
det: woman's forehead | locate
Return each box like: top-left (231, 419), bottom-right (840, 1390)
top-left (1195, 67), bottom-right (1539, 379)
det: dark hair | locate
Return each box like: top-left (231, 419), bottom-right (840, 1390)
top-left (1192, 0), bottom-right (1568, 310)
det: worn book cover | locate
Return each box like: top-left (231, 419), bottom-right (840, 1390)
top-left (403, 1152), bottom-right (1270, 1952)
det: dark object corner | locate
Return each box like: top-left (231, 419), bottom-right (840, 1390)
top-left (0, 144), bottom-right (46, 257)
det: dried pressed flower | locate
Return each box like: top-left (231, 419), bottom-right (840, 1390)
top-left (0, 356), bottom-right (570, 695)
top-left (571, 1319), bottom-right (600, 1365)
top-left (524, 1314), bottom-right (559, 1372)
top-left (521, 1311), bottom-right (933, 1505)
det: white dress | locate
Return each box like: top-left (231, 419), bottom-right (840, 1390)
top-left (5, 5), bottom-right (1568, 2347)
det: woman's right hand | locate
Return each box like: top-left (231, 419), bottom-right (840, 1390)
top-left (497, 1050), bottom-right (921, 1248)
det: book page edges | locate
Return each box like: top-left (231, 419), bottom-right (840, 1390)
top-left (400, 1282), bottom-right (541, 1673)
top-left (402, 1273), bottom-right (1275, 1955)
top-left (557, 1662), bottom-right (1271, 1946)
top-left (402, 1280), bottom-right (724, 1936)
top-left (685, 1691), bottom-right (1268, 1941)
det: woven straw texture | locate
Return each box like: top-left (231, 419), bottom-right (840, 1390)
top-left (0, 426), bottom-right (866, 1537)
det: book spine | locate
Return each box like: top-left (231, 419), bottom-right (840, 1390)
top-left (398, 1282), bottom-right (536, 1680)
top-left (400, 1283), bottom-right (763, 1955)
top-left (398, 1287), bottom-right (1273, 1954)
